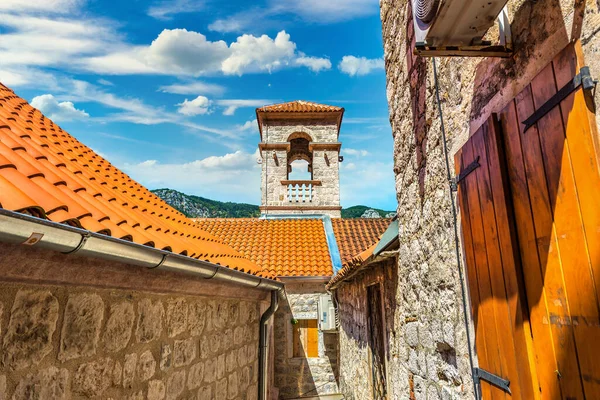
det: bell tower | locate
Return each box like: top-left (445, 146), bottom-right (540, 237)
top-left (256, 101), bottom-right (344, 218)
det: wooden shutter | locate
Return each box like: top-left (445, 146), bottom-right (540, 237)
top-left (455, 115), bottom-right (537, 400)
top-left (498, 41), bottom-right (600, 399)
top-left (293, 319), bottom-right (319, 358)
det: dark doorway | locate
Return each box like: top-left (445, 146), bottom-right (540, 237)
top-left (367, 284), bottom-right (387, 399)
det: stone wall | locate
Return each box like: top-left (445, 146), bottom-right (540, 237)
top-left (334, 258), bottom-right (398, 400)
top-left (273, 281), bottom-right (339, 399)
top-left (0, 243), bottom-right (270, 400)
top-left (379, 0), bottom-right (600, 398)
top-left (259, 118), bottom-right (342, 218)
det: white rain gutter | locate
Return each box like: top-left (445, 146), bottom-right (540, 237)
top-left (0, 209), bottom-right (284, 291)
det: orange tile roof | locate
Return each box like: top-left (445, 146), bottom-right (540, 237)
top-left (257, 100), bottom-right (343, 114)
top-left (327, 242), bottom-right (378, 289)
top-left (194, 218), bottom-right (333, 277)
top-left (0, 83), bottom-right (266, 278)
top-left (331, 218), bottom-right (391, 265)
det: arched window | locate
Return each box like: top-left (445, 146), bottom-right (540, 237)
top-left (286, 132), bottom-right (313, 181)
top-left (288, 159), bottom-right (312, 181)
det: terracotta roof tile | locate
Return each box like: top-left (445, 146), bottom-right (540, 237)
top-left (331, 218), bottom-right (391, 265)
top-left (194, 218), bottom-right (333, 277)
top-left (0, 82), bottom-right (268, 278)
top-left (257, 100), bottom-right (343, 113)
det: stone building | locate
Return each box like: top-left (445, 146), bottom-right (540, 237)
top-left (195, 104), bottom-right (391, 398)
top-left (256, 101), bottom-right (344, 218)
top-left (0, 83), bottom-right (284, 400)
top-left (332, 0), bottom-right (600, 399)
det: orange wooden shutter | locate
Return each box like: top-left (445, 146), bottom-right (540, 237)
top-left (497, 41), bottom-right (600, 399)
top-left (455, 115), bottom-right (537, 400)
top-left (306, 319), bottom-right (319, 358)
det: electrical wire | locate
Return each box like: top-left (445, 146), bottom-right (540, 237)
top-left (432, 57), bottom-right (480, 400)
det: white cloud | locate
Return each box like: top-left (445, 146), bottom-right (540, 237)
top-left (216, 99), bottom-right (274, 116)
top-left (344, 148), bottom-right (370, 157)
top-left (97, 79), bottom-right (114, 86)
top-left (177, 96), bottom-right (212, 116)
top-left (294, 56), bottom-right (332, 72)
top-left (273, 0), bottom-right (378, 22)
top-left (338, 56), bottom-right (384, 76)
top-left (147, 0), bottom-right (205, 20)
top-left (0, 0), bottom-right (83, 13)
top-left (159, 81), bottom-right (225, 95)
top-left (122, 150), bottom-right (262, 203)
top-left (209, 0), bottom-right (378, 34)
top-left (80, 29), bottom-right (324, 77)
top-left (237, 119), bottom-right (257, 132)
top-left (222, 31), bottom-right (296, 75)
top-left (31, 94), bottom-right (89, 121)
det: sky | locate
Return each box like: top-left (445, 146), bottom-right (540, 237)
top-left (0, 0), bottom-right (397, 210)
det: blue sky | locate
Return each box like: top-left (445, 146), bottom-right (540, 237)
top-left (0, 0), bottom-right (397, 210)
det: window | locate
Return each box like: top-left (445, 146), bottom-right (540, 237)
top-left (292, 319), bottom-right (319, 358)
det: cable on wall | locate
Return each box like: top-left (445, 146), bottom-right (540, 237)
top-left (432, 57), bottom-right (480, 400)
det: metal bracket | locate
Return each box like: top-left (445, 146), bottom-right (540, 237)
top-left (451, 156), bottom-right (480, 191)
top-left (473, 367), bottom-right (511, 394)
top-left (63, 232), bottom-right (91, 255)
top-left (523, 66), bottom-right (597, 132)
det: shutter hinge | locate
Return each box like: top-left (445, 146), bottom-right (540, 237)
top-left (451, 156), bottom-right (480, 192)
top-left (523, 66), bottom-right (597, 132)
top-left (473, 367), bottom-right (511, 394)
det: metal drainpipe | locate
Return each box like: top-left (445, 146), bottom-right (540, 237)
top-left (258, 289), bottom-right (280, 400)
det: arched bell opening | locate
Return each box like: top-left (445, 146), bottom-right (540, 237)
top-left (287, 133), bottom-right (313, 180)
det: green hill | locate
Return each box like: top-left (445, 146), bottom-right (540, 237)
top-left (152, 189), bottom-right (395, 219)
top-left (340, 205), bottom-right (395, 218)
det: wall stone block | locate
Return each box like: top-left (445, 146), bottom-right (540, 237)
top-left (59, 293), bottom-right (104, 361)
top-left (136, 299), bottom-right (164, 343)
top-left (112, 361), bottom-right (122, 387)
top-left (173, 338), bottom-right (196, 367)
top-left (166, 298), bottom-right (188, 338)
top-left (217, 354), bottom-right (225, 380)
top-left (204, 358), bottom-right (217, 384)
top-left (12, 367), bottom-right (69, 400)
top-left (227, 372), bottom-right (238, 399)
top-left (122, 353), bottom-right (137, 389)
top-left (166, 370), bottom-right (186, 400)
top-left (160, 343), bottom-right (172, 371)
top-left (187, 361), bottom-right (204, 390)
top-left (198, 385), bottom-right (212, 399)
top-left (73, 358), bottom-right (113, 397)
top-left (103, 301), bottom-right (135, 353)
top-left (137, 349), bottom-right (156, 382)
top-left (148, 379), bottom-right (166, 400)
top-left (215, 378), bottom-right (227, 400)
top-left (2, 290), bottom-right (59, 371)
top-left (0, 374), bottom-right (5, 400)
top-left (188, 301), bottom-right (206, 337)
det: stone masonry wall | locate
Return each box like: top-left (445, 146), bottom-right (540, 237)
top-left (0, 243), bottom-right (270, 400)
top-left (334, 258), bottom-right (398, 400)
top-left (380, 0), bottom-right (600, 398)
top-left (273, 282), bottom-right (339, 399)
top-left (0, 282), bottom-right (261, 400)
top-left (260, 119), bottom-right (342, 218)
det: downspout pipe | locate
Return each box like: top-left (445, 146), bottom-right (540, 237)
top-left (0, 209), bottom-right (284, 291)
top-left (258, 289), bottom-right (280, 400)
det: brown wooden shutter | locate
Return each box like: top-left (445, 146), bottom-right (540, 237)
top-left (455, 115), bottom-right (537, 400)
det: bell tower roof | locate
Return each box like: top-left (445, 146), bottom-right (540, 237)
top-left (256, 100), bottom-right (344, 140)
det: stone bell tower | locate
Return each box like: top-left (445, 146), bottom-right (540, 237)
top-left (256, 101), bottom-right (344, 218)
